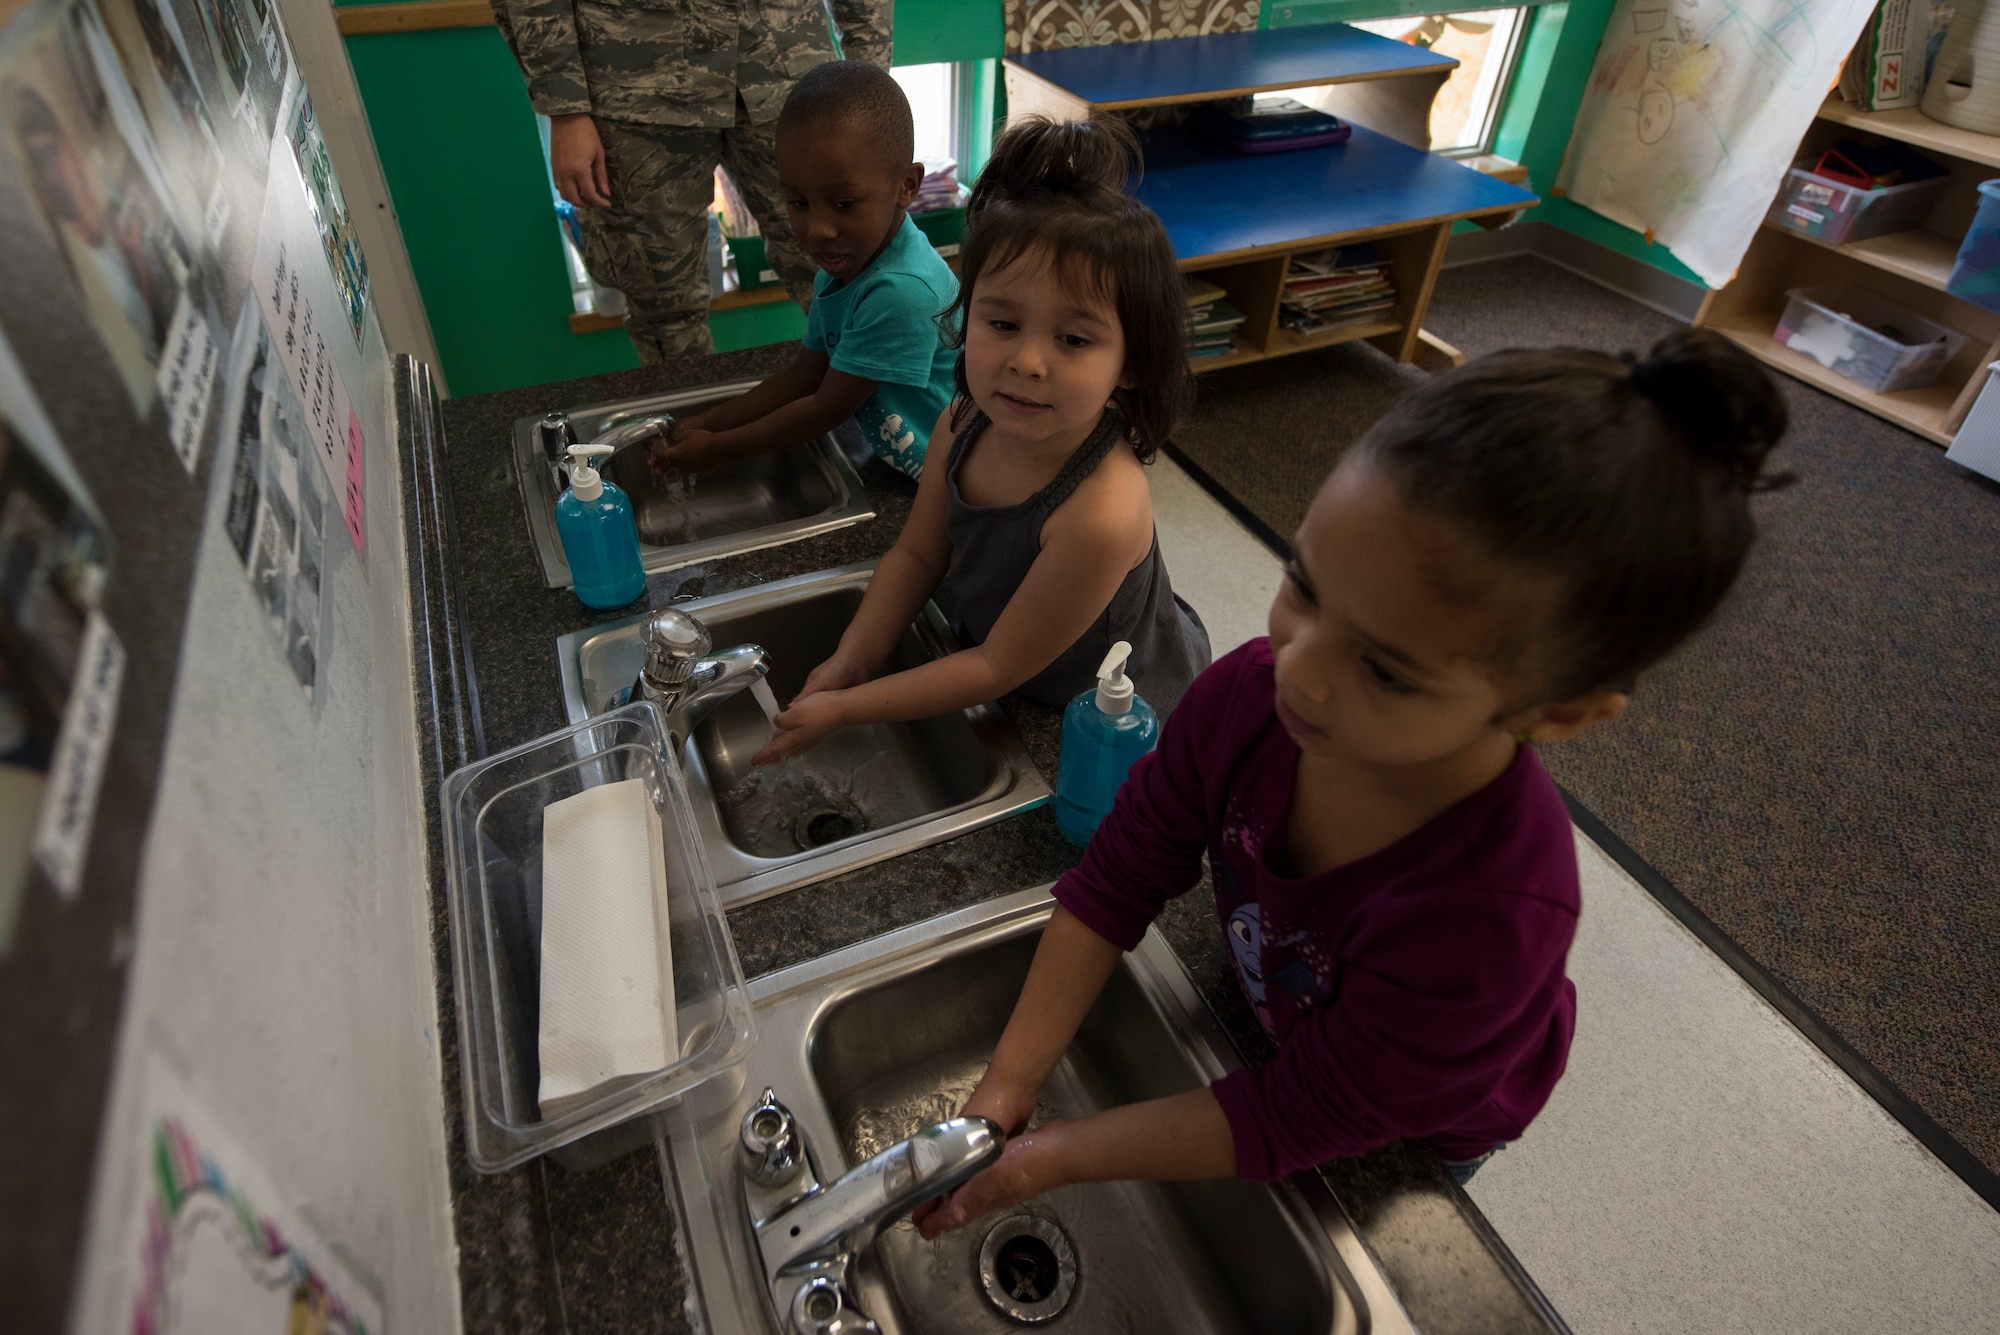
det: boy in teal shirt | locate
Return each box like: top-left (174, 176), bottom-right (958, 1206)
top-left (652, 62), bottom-right (958, 481)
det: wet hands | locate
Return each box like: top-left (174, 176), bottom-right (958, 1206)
top-left (912, 1072), bottom-right (1044, 1238)
top-left (914, 1121), bottom-right (1072, 1240)
top-left (751, 692), bottom-right (846, 765)
top-left (648, 418), bottom-right (726, 476)
top-left (749, 656), bottom-right (873, 765)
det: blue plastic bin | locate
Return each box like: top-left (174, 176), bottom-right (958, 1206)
top-left (1947, 180), bottom-right (2000, 312)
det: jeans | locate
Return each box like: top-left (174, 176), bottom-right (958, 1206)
top-left (1443, 1142), bottom-right (1506, 1186)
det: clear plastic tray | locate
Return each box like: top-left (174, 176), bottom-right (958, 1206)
top-left (1774, 285), bottom-right (1968, 394)
top-left (443, 701), bottom-right (754, 1172)
top-left (1766, 158), bottom-right (1946, 247)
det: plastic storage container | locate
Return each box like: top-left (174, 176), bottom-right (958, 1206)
top-left (1773, 286), bottom-right (1968, 393)
top-left (1947, 179), bottom-right (2000, 312)
top-left (443, 701), bottom-right (754, 1172)
top-left (1945, 361), bottom-right (2000, 481)
top-left (1766, 161), bottom-right (1948, 246)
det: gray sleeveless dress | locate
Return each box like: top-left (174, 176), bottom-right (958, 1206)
top-left (941, 408), bottom-right (1212, 716)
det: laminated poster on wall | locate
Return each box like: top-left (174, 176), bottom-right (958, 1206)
top-left (249, 109), bottom-right (365, 563)
top-left (1555, 0), bottom-right (1879, 288)
top-left (217, 305), bottom-right (329, 704)
top-left (112, 1054), bottom-right (386, 1335)
top-left (0, 330), bottom-right (118, 927)
top-left (0, 0), bottom-right (232, 472)
top-left (286, 93), bottom-right (368, 346)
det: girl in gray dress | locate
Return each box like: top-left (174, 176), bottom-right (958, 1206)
top-left (755, 114), bottom-right (1211, 765)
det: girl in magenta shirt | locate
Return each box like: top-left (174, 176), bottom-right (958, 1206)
top-left (917, 328), bottom-right (1791, 1234)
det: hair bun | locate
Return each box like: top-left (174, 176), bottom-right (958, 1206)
top-left (970, 115), bottom-right (1139, 216)
top-left (1629, 330), bottom-right (1789, 489)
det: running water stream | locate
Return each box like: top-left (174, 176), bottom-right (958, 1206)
top-left (750, 678), bottom-right (781, 730)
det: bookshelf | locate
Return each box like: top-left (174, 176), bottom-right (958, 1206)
top-left (1695, 97), bottom-right (2000, 446)
top-left (1004, 23), bottom-right (1535, 370)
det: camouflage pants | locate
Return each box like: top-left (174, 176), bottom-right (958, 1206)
top-left (581, 100), bottom-right (817, 364)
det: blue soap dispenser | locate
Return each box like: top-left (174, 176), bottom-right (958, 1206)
top-left (555, 442), bottom-right (647, 610)
top-left (1055, 640), bottom-right (1159, 846)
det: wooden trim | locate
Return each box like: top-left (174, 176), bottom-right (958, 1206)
top-left (1414, 327), bottom-right (1466, 370)
top-left (1086, 63), bottom-right (1458, 112)
top-left (335, 0), bottom-right (495, 36)
top-left (1001, 64), bottom-right (1092, 125)
top-left (1815, 96), bottom-right (2000, 172)
top-left (1943, 336), bottom-right (2000, 435)
top-left (1313, 67), bottom-right (1451, 151)
top-left (711, 285), bottom-right (793, 312)
top-left (569, 311), bottom-right (623, 335)
top-left (1461, 153), bottom-right (1529, 184)
top-left (1000, 52), bottom-right (1460, 113)
top-left (1170, 198), bottom-right (1534, 271)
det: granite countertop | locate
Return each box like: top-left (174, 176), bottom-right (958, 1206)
top-left (401, 348), bottom-right (1568, 1335)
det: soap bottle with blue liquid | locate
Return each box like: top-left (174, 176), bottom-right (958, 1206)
top-left (556, 442), bottom-right (646, 610)
top-left (1055, 641), bottom-right (1158, 846)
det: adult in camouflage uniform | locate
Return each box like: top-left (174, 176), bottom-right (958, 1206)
top-left (492, 0), bottom-right (893, 361)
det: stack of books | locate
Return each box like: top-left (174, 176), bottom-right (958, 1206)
top-left (910, 157), bottom-right (968, 214)
top-left (1185, 274), bottom-right (1246, 361)
top-left (1279, 245), bottom-right (1397, 335)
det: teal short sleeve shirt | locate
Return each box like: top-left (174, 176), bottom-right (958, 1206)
top-left (803, 214), bottom-right (960, 480)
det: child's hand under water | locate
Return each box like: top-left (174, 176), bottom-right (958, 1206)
top-left (651, 425), bottom-right (724, 476)
top-left (914, 1123), bottom-right (1074, 1240)
top-left (751, 692), bottom-right (845, 765)
top-left (749, 656), bottom-right (874, 765)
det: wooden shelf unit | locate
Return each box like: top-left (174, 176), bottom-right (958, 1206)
top-left (1004, 24), bottom-right (1535, 372)
top-left (1696, 98), bottom-right (2000, 444)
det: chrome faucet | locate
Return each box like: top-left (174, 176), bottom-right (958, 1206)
top-left (738, 1088), bottom-right (1002, 1335)
top-left (538, 410), bottom-right (676, 492)
top-left (630, 606), bottom-right (771, 741)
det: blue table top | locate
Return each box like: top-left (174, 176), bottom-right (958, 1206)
top-left (1007, 23), bottom-right (1456, 107)
top-left (1133, 124), bottom-right (1536, 262)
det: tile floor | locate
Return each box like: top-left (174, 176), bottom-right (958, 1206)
top-left (1146, 454), bottom-right (2000, 1334)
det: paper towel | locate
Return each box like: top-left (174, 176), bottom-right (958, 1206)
top-left (537, 776), bottom-right (679, 1119)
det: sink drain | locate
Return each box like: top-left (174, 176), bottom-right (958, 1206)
top-left (794, 806), bottom-right (862, 848)
top-left (977, 1215), bottom-right (1076, 1324)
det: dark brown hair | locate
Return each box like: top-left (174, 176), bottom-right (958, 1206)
top-left (941, 115), bottom-right (1192, 460)
top-left (1353, 328), bottom-right (1791, 700)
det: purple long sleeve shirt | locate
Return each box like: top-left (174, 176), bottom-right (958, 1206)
top-left (1053, 638), bottom-right (1579, 1177)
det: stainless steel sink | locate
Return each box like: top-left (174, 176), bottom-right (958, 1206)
top-left (517, 382), bottom-right (874, 588)
top-left (664, 889), bottom-right (1417, 1334)
top-left (556, 563), bottom-right (1051, 906)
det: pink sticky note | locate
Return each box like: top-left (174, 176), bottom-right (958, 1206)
top-left (343, 406), bottom-right (366, 558)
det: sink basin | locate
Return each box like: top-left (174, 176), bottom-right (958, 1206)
top-left (555, 563), bottom-right (1051, 906)
top-left (516, 382), bottom-right (874, 588)
top-left (664, 889), bottom-right (1416, 1335)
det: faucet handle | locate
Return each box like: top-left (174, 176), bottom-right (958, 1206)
top-left (537, 412), bottom-right (577, 461)
top-left (741, 1087), bottom-right (805, 1187)
top-left (640, 607), bottom-right (712, 691)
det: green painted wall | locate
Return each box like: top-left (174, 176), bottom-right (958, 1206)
top-left (344, 25), bottom-right (640, 395)
top-left (345, 0), bottom-right (1692, 396)
top-left (342, 0), bottom-right (995, 396)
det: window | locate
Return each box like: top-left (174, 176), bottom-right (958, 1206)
top-left (889, 61), bottom-right (960, 167)
top-left (1341, 8), bottom-right (1529, 155)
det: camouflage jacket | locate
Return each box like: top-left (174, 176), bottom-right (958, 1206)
top-left (491, 0), bottom-right (893, 128)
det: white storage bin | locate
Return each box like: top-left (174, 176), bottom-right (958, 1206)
top-left (1774, 286), bottom-right (1969, 394)
top-left (1947, 362), bottom-right (2000, 481)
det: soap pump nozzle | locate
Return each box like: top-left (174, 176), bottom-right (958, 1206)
top-left (564, 442), bottom-right (616, 501)
top-left (1095, 640), bottom-right (1134, 715)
